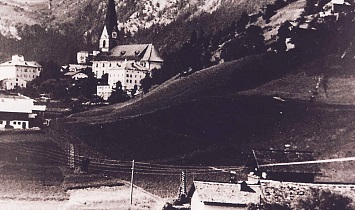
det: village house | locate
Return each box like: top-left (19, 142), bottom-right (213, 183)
top-left (0, 55), bottom-right (41, 90)
top-left (87, 0), bottom-right (163, 100)
top-left (0, 93), bottom-right (46, 129)
top-left (246, 148), bottom-right (320, 183)
top-left (189, 181), bottom-right (261, 210)
top-left (331, 0), bottom-right (352, 13)
top-left (0, 78), bottom-right (27, 90)
top-left (64, 71), bottom-right (89, 81)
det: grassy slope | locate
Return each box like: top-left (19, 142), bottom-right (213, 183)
top-left (58, 52), bottom-right (355, 183)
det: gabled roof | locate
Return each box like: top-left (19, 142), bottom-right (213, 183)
top-left (251, 149), bottom-right (320, 173)
top-left (0, 60), bottom-right (41, 68)
top-left (0, 93), bottom-right (34, 113)
top-left (193, 181), bottom-right (261, 205)
top-left (94, 44), bottom-right (163, 63)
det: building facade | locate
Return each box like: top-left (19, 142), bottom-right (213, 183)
top-left (0, 94), bottom-right (46, 129)
top-left (91, 0), bottom-right (163, 99)
top-left (190, 181), bottom-right (261, 210)
top-left (0, 55), bottom-right (41, 90)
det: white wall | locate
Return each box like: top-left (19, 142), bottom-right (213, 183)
top-left (97, 85), bottom-right (112, 100)
top-left (0, 120), bottom-right (29, 129)
top-left (191, 193), bottom-right (205, 210)
top-left (0, 66), bottom-right (17, 81)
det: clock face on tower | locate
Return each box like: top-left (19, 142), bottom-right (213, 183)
top-left (112, 32), bottom-right (117, 38)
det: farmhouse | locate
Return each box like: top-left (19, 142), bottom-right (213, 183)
top-left (247, 148), bottom-right (320, 183)
top-left (90, 0), bottom-right (163, 99)
top-left (64, 71), bottom-right (89, 80)
top-left (0, 78), bottom-right (27, 90)
top-left (331, 0), bottom-right (351, 13)
top-left (189, 181), bottom-right (261, 210)
top-left (0, 93), bottom-right (46, 129)
top-left (0, 55), bottom-right (41, 90)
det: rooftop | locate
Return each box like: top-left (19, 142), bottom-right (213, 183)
top-left (193, 181), bottom-right (261, 205)
top-left (94, 44), bottom-right (164, 63)
top-left (251, 149), bottom-right (320, 173)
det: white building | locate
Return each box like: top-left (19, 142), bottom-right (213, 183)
top-left (0, 94), bottom-right (46, 129)
top-left (0, 78), bottom-right (27, 90)
top-left (0, 55), bottom-right (41, 90)
top-left (96, 84), bottom-right (111, 100)
top-left (190, 181), bottom-right (261, 210)
top-left (90, 0), bottom-right (163, 99)
top-left (93, 44), bottom-right (163, 90)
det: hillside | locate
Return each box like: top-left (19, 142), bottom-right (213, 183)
top-left (54, 50), bottom-right (355, 183)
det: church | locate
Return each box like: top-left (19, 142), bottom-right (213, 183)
top-left (91, 0), bottom-right (164, 100)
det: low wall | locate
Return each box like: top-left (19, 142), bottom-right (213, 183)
top-left (261, 180), bottom-right (355, 208)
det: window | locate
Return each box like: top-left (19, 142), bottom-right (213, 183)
top-left (103, 40), bottom-right (106, 48)
top-left (96, 63), bottom-right (99, 67)
top-left (103, 63), bottom-right (105, 67)
top-left (0, 121), bottom-right (2, 124)
top-left (109, 63), bottom-right (112, 67)
top-left (126, 74), bottom-right (129, 77)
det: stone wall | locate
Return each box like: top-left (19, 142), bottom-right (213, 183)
top-left (260, 180), bottom-right (355, 208)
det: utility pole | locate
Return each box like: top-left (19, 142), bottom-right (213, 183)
top-left (130, 160), bottom-right (135, 205)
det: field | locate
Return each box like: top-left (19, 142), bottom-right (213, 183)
top-left (0, 130), bottom-right (163, 209)
top-left (48, 53), bottom-right (355, 201)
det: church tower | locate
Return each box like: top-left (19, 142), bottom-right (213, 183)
top-left (99, 0), bottom-right (120, 52)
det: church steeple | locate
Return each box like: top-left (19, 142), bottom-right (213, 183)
top-left (99, 0), bottom-right (119, 52)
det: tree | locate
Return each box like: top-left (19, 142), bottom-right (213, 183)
top-left (108, 81), bottom-right (129, 104)
top-left (236, 12), bottom-right (250, 34)
top-left (131, 85), bottom-right (138, 98)
top-left (297, 189), bottom-right (354, 210)
top-left (140, 73), bottom-right (153, 94)
top-left (244, 25), bottom-right (265, 55)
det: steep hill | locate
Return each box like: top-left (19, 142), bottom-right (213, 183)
top-left (56, 51), bottom-right (355, 182)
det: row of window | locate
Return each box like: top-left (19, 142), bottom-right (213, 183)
top-left (96, 63), bottom-right (122, 68)
top-left (126, 80), bottom-right (138, 84)
top-left (0, 121), bottom-right (26, 126)
top-left (9, 83), bottom-right (25, 87)
top-left (126, 74), bottom-right (143, 79)
top-left (17, 75), bottom-right (36, 78)
top-left (95, 61), bottom-right (147, 68)
top-left (17, 69), bottom-right (38, 73)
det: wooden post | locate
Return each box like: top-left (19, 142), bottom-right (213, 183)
top-left (130, 160), bottom-right (135, 205)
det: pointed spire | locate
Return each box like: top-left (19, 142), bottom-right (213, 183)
top-left (105, 0), bottom-right (119, 38)
top-left (99, 0), bottom-right (120, 52)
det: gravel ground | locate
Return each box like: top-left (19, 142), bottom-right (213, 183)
top-left (0, 185), bottom-right (164, 210)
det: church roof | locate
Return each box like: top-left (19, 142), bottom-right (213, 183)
top-left (94, 44), bottom-right (164, 63)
